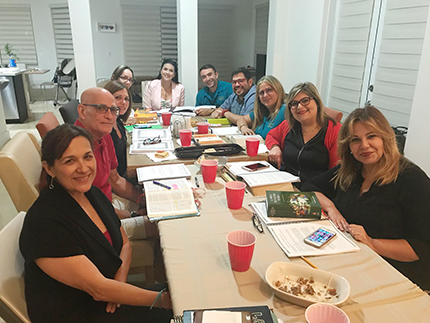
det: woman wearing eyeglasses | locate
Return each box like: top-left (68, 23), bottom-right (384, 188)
top-left (111, 65), bottom-right (135, 90)
top-left (103, 81), bottom-right (131, 178)
top-left (265, 82), bottom-right (341, 187)
top-left (236, 75), bottom-right (287, 139)
top-left (143, 59), bottom-right (185, 111)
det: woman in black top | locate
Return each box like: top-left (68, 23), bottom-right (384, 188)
top-left (104, 81), bottom-right (131, 178)
top-left (20, 124), bottom-right (172, 322)
top-left (302, 106), bottom-right (430, 290)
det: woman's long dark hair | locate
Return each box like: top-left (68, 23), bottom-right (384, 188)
top-left (104, 80), bottom-right (132, 122)
top-left (156, 58), bottom-right (179, 83)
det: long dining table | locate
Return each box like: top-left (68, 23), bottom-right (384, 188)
top-left (157, 165), bottom-right (430, 322)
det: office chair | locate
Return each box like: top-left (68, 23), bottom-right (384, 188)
top-left (59, 99), bottom-right (79, 124)
top-left (52, 58), bottom-right (77, 106)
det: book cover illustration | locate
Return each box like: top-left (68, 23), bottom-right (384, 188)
top-left (266, 191), bottom-right (322, 219)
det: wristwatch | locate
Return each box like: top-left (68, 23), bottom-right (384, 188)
top-left (130, 211), bottom-right (138, 218)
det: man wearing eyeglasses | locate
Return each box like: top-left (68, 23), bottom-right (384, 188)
top-left (210, 67), bottom-right (256, 125)
top-left (75, 87), bottom-right (156, 239)
top-left (195, 64), bottom-right (233, 115)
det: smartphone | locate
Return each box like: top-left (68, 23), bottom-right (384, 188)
top-left (241, 162), bottom-right (270, 172)
top-left (304, 227), bottom-right (337, 248)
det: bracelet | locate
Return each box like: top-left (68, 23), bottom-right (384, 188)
top-left (150, 288), bottom-right (167, 309)
top-left (239, 124), bottom-right (247, 130)
top-left (221, 109), bottom-right (229, 117)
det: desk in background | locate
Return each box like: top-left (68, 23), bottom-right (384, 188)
top-left (158, 165), bottom-right (430, 322)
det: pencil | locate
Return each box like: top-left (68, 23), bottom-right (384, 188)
top-left (300, 256), bottom-right (318, 269)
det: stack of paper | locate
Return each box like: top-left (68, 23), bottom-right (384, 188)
top-left (130, 128), bottom-right (174, 153)
top-left (136, 163), bottom-right (191, 183)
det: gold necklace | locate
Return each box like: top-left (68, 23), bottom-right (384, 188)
top-left (302, 125), bottom-right (320, 136)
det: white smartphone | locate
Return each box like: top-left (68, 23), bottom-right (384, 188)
top-left (241, 162), bottom-right (269, 172)
top-left (304, 227), bottom-right (337, 248)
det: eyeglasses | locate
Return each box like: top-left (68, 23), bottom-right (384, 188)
top-left (82, 104), bottom-right (120, 116)
top-left (232, 78), bottom-right (247, 85)
top-left (258, 87), bottom-right (274, 97)
top-left (142, 135), bottom-right (161, 145)
top-left (119, 76), bottom-right (134, 83)
top-left (288, 96), bottom-right (314, 109)
top-left (252, 213), bottom-right (264, 234)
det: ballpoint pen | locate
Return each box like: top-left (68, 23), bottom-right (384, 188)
top-left (152, 181), bottom-right (171, 190)
top-left (194, 177), bottom-right (200, 188)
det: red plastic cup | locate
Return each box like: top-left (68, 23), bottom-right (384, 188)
top-left (245, 137), bottom-right (260, 157)
top-left (225, 181), bottom-right (246, 209)
top-left (161, 112), bottom-right (172, 126)
top-left (305, 303), bottom-right (350, 323)
top-left (227, 230), bottom-right (256, 272)
top-left (179, 129), bottom-right (192, 147)
top-left (197, 122), bottom-right (209, 134)
top-left (201, 160), bottom-right (218, 183)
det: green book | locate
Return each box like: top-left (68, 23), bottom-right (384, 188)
top-left (266, 191), bottom-right (322, 219)
top-left (206, 118), bottom-right (231, 125)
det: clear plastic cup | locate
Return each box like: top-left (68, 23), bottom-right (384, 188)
top-left (245, 137), bottom-right (259, 157)
top-left (227, 230), bottom-right (256, 272)
top-left (201, 160), bottom-right (218, 183)
top-left (225, 181), bottom-right (246, 209)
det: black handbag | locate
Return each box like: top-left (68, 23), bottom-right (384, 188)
top-left (392, 126), bottom-right (407, 155)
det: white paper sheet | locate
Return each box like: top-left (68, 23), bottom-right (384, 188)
top-left (129, 140), bottom-right (174, 154)
top-left (212, 126), bottom-right (241, 136)
top-left (136, 163), bottom-right (191, 183)
top-left (241, 171), bottom-right (300, 187)
top-left (132, 128), bottom-right (172, 143)
top-left (268, 220), bottom-right (360, 257)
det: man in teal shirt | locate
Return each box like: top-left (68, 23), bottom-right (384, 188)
top-left (195, 64), bottom-right (233, 115)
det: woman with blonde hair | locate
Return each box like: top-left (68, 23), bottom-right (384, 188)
top-left (302, 105), bottom-right (430, 290)
top-left (237, 75), bottom-right (286, 139)
top-left (265, 82), bottom-right (341, 187)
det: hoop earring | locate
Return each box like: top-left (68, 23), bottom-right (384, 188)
top-left (49, 177), bottom-right (55, 190)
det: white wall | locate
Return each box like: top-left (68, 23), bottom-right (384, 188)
top-left (231, 1), bottom-right (255, 69)
top-left (90, 0), bottom-right (125, 81)
top-left (404, 7), bottom-right (430, 175)
top-left (267, 0), bottom-right (328, 92)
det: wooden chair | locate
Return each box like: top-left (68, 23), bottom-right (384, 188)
top-left (0, 211), bottom-right (30, 323)
top-left (324, 106), bottom-right (343, 123)
top-left (35, 112), bottom-right (60, 139)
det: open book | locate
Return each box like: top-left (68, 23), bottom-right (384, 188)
top-left (251, 202), bottom-right (360, 257)
top-left (143, 178), bottom-right (199, 222)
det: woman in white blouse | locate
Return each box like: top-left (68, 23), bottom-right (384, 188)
top-left (143, 59), bottom-right (185, 111)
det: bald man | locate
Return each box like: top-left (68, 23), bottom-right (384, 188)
top-left (75, 87), bottom-right (156, 239)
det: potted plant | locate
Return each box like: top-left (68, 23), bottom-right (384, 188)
top-left (4, 43), bottom-right (19, 67)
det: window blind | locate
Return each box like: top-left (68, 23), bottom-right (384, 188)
top-left (0, 5), bottom-right (38, 66)
top-left (326, 0), bottom-right (375, 114)
top-left (198, 6), bottom-right (234, 86)
top-left (255, 3), bottom-right (269, 55)
top-left (160, 6), bottom-right (178, 61)
top-left (369, 0), bottom-right (429, 126)
top-left (50, 6), bottom-right (74, 65)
